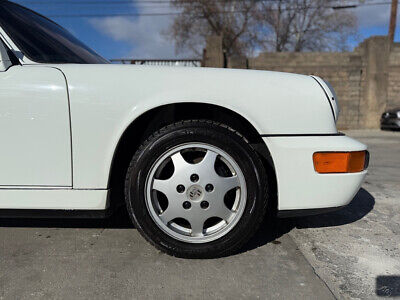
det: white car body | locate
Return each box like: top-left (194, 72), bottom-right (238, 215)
top-left (0, 21), bottom-right (367, 215)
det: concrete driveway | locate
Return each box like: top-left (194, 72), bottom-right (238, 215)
top-left (0, 130), bottom-right (398, 299)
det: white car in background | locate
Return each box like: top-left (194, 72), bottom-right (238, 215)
top-left (0, 1), bottom-right (368, 258)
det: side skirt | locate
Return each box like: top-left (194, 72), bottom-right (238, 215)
top-left (0, 189), bottom-right (109, 211)
top-left (0, 208), bottom-right (111, 219)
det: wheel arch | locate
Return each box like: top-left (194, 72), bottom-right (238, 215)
top-left (107, 102), bottom-right (277, 213)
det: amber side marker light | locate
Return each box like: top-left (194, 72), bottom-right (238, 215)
top-left (313, 151), bottom-right (368, 174)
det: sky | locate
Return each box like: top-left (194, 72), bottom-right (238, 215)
top-left (11, 0), bottom-right (400, 60)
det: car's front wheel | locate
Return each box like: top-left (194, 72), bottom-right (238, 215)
top-left (125, 120), bottom-right (268, 258)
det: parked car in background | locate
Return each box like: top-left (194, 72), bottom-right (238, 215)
top-left (381, 107), bottom-right (400, 130)
top-left (0, 1), bottom-right (369, 258)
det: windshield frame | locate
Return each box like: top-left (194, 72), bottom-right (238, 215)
top-left (0, 1), bottom-right (109, 64)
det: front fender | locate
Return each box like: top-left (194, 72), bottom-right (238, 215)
top-left (46, 64), bottom-right (337, 189)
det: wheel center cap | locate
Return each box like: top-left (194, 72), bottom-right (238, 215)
top-left (187, 185), bottom-right (204, 201)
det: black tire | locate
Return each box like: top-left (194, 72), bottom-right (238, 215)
top-left (124, 120), bottom-right (269, 258)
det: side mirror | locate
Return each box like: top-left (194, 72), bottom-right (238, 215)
top-left (0, 40), bottom-right (12, 71)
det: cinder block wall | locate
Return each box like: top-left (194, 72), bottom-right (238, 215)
top-left (203, 36), bottom-right (400, 129)
top-left (388, 43), bottom-right (400, 111)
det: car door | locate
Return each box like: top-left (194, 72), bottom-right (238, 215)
top-left (0, 64), bottom-right (72, 187)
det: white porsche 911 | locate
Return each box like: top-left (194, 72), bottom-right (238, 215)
top-left (0, 1), bottom-right (368, 258)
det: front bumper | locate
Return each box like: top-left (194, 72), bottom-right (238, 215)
top-left (262, 135), bottom-right (368, 211)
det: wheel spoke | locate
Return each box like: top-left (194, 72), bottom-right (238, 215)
top-left (199, 150), bottom-right (218, 170)
top-left (189, 216), bottom-right (205, 237)
top-left (171, 151), bottom-right (190, 172)
top-left (152, 179), bottom-right (171, 195)
top-left (211, 202), bottom-right (233, 221)
top-left (219, 175), bottom-right (240, 195)
top-left (159, 204), bottom-right (181, 224)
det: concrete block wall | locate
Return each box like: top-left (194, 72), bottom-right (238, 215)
top-left (388, 44), bottom-right (400, 110)
top-left (203, 36), bottom-right (400, 129)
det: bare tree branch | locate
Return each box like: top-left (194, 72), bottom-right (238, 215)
top-left (167, 0), bottom-right (358, 57)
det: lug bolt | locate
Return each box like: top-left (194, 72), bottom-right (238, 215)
top-left (183, 201), bottom-right (191, 209)
top-left (176, 185), bottom-right (185, 193)
top-left (190, 174), bottom-right (199, 183)
top-left (200, 201), bottom-right (209, 209)
top-left (205, 184), bottom-right (214, 192)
